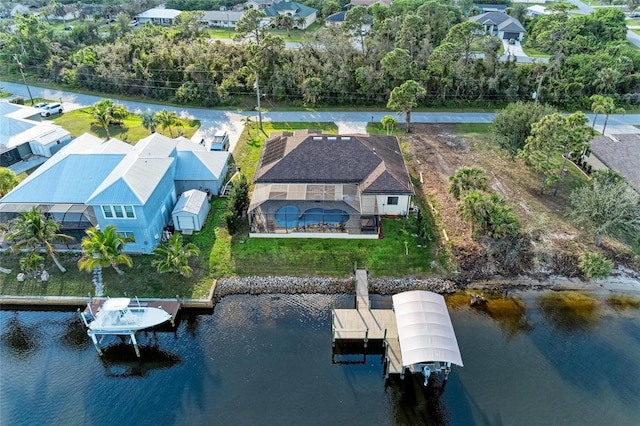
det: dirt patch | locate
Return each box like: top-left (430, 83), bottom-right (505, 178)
top-left (400, 123), bottom-right (639, 280)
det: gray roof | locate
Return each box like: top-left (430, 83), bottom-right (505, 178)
top-left (172, 189), bottom-right (207, 215)
top-left (590, 134), bottom-right (640, 192)
top-left (469, 12), bottom-right (525, 33)
top-left (254, 131), bottom-right (413, 195)
top-left (265, 2), bottom-right (316, 19)
top-left (135, 8), bottom-right (182, 19)
top-left (325, 11), bottom-right (345, 22)
top-left (202, 10), bottom-right (245, 21)
top-left (498, 19), bottom-right (525, 32)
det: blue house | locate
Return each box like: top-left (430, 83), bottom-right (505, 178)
top-left (0, 133), bottom-right (230, 253)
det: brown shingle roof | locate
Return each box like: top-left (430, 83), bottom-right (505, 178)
top-left (589, 134), bottom-right (640, 192)
top-left (254, 131), bottom-right (413, 194)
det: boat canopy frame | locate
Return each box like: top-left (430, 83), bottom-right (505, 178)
top-left (392, 290), bottom-right (464, 368)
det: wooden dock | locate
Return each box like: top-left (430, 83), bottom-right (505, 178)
top-left (332, 269), bottom-right (405, 377)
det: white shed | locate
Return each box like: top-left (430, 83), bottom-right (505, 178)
top-left (171, 189), bottom-right (210, 233)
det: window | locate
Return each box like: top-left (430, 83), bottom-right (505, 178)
top-left (101, 205), bottom-right (136, 219)
top-left (124, 206), bottom-right (135, 218)
top-left (118, 232), bottom-right (135, 242)
top-left (387, 196), bottom-right (399, 205)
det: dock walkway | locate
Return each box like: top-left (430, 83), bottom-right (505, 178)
top-left (331, 269), bottom-right (404, 376)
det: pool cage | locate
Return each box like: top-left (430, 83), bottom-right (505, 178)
top-left (0, 203), bottom-right (97, 248)
top-left (248, 183), bottom-right (380, 236)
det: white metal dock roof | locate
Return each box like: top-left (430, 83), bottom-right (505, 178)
top-left (392, 291), bottom-right (463, 368)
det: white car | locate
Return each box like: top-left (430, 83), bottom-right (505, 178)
top-left (40, 103), bottom-right (63, 117)
top-left (34, 102), bottom-right (48, 109)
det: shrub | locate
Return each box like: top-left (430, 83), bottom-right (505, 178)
top-left (579, 251), bottom-right (614, 280)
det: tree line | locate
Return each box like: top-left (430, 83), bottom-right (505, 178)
top-left (2, 0), bottom-right (638, 110)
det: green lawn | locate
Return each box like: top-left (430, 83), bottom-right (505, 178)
top-left (0, 121), bottom-right (440, 299)
top-left (625, 18), bottom-right (640, 26)
top-left (521, 46), bottom-right (551, 58)
top-left (52, 108), bottom-right (200, 142)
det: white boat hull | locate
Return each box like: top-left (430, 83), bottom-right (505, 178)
top-left (88, 306), bottom-right (172, 334)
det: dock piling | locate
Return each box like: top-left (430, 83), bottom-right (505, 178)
top-left (131, 332), bottom-right (141, 358)
top-left (90, 333), bottom-right (103, 356)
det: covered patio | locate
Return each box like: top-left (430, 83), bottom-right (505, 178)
top-left (248, 183), bottom-right (380, 238)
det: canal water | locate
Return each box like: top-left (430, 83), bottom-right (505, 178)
top-left (1, 292), bottom-right (639, 425)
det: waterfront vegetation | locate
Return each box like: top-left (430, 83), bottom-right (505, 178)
top-left (539, 291), bottom-right (600, 329)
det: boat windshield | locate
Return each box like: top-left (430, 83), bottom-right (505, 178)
top-left (101, 298), bottom-right (131, 311)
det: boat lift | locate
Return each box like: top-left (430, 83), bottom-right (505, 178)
top-left (79, 297), bottom-right (180, 358)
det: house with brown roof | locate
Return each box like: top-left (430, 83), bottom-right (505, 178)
top-left (248, 130), bottom-right (414, 238)
top-left (584, 134), bottom-right (640, 193)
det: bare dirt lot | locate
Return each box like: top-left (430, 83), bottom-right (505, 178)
top-left (399, 123), bottom-right (639, 281)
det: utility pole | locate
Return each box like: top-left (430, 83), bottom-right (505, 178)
top-left (13, 54), bottom-right (34, 106)
top-left (533, 74), bottom-right (544, 104)
top-left (255, 75), bottom-right (263, 130)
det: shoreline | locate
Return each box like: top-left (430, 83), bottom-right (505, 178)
top-left (1, 272), bottom-right (639, 310)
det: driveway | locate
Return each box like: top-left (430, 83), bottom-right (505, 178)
top-left (498, 39), bottom-right (549, 63)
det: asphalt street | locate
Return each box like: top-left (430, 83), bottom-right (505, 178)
top-left (2, 80), bottom-right (638, 150)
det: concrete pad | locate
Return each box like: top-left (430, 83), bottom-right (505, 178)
top-left (336, 121), bottom-right (368, 134)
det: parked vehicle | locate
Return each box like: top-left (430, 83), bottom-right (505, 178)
top-left (63, 25), bottom-right (73, 31)
top-left (40, 103), bottom-right (63, 117)
top-left (33, 102), bottom-right (48, 109)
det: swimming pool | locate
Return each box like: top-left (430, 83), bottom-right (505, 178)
top-left (275, 206), bottom-right (349, 228)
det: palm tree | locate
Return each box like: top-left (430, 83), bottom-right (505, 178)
top-left (141, 110), bottom-right (158, 134)
top-left (595, 67), bottom-right (622, 95)
top-left (448, 167), bottom-right (490, 200)
top-left (90, 100), bottom-right (115, 139)
top-left (155, 109), bottom-right (180, 137)
top-left (151, 234), bottom-right (200, 277)
top-left (458, 190), bottom-right (486, 237)
top-left (90, 99), bottom-right (129, 140)
top-left (241, 115), bottom-right (254, 138)
top-left (590, 95), bottom-right (625, 136)
top-left (78, 225), bottom-right (133, 275)
top-left (5, 207), bottom-right (73, 272)
top-left (381, 115), bottom-right (397, 135)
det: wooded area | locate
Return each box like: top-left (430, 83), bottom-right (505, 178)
top-left (1, 0), bottom-right (637, 109)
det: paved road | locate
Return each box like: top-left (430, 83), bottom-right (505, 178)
top-left (2, 80), bottom-right (638, 149)
top-left (627, 29), bottom-right (640, 48)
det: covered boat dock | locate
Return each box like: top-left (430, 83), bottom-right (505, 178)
top-left (331, 271), bottom-right (463, 382)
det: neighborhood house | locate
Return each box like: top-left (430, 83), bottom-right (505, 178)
top-left (0, 102), bottom-right (71, 167)
top-left (584, 134), bottom-right (640, 194)
top-left (469, 11), bottom-right (526, 41)
top-left (0, 133), bottom-right (230, 253)
top-left (248, 130), bottom-right (414, 238)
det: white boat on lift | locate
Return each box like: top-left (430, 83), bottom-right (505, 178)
top-left (80, 297), bottom-right (173, 357)
top-left (85, 297), bottom-right (172, 333)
